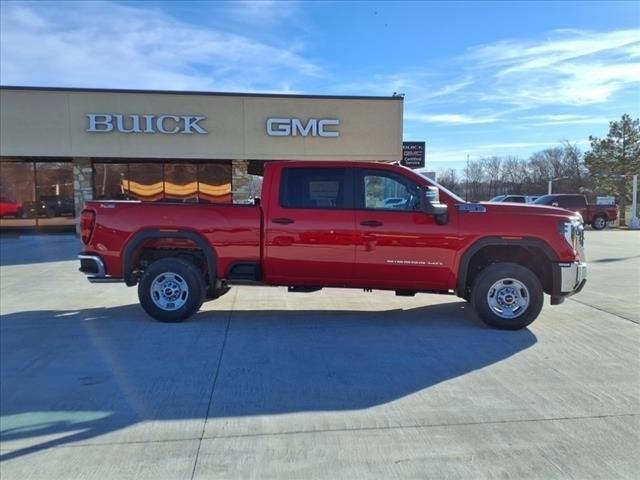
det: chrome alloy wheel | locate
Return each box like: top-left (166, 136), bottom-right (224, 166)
top-left (594, 216), bottom-right (606, 229)
top-left (486, 278), bottom-right (530, 319)
top-left (150, 272), bottom-right (189, 311)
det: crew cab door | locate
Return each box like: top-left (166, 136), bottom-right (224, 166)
top-left (353, 168), bottom-right (457, 290)
top-left (264, 166), bottom-right (356, 285)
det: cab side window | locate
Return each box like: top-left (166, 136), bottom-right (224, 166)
top-left (357, 169), bottom-right (421, 211)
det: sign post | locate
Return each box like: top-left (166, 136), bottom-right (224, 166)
top-left (401, 142), bottom-right (426, 169)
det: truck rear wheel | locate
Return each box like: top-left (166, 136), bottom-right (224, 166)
top-left (592, 215), bottom-right (607, 230)
top-left (471, 262), bottom-right (543, 330)
top-left (138, 258), bottom-right (205, 322)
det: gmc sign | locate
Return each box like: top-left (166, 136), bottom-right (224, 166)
top-left (266, 118), bottom-right (339, 137)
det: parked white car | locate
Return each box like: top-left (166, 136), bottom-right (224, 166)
top-left (489, 195), bottom-right (540, 204)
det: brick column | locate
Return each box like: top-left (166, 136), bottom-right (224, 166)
top-left (232, 159), bottom-right (251, 204)
top-left (72, 157), bottom-right (93, 232)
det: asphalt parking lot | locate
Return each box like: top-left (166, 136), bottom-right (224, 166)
top-left (0, 230), bottom-right (638, 479)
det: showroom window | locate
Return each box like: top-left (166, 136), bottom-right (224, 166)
top-left (0, 158), bottom-right (74, 229)
top-left (164, 163), bottom-right (198, 202)
top-left (93, 163), bottom-right (129, 200)
top-left (92, 160), bottom-right (231, 203)
top-left (35, 162), bottom-right (75, 225)
top-left (128, 163), bottom-right (164, 201)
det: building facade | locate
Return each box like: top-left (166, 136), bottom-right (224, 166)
top-left (0, 86), bottom-right (403, 230)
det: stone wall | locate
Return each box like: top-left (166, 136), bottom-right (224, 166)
top-left (232, 159), bottom-right (251, 204)
top-left (72, 157), bottom-right (93, 232)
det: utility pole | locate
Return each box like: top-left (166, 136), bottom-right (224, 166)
top-left (465, 154), bottom-right (469, 202)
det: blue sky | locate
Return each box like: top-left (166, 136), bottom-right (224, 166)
top-left (1, 0), bottom-right (639, 171)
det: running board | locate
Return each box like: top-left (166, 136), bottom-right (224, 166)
top-left (287, 286), bottom-right (323, 293)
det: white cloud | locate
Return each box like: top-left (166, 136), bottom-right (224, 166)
top-left (471, 29), bottom-right (639, 73)
top-left (229, 1), bottom-right (299, 25)
top-left (428, 77), bottom-right (474, 97)
top-left (467, 29), bottom-right (640, 107)
top-left (331, 72), bottom-right (474, 105)
top-left (0, 1), bottom-right (321, 91)
top-left (522, 114), bottom-right (612, 126)
top-left (386, 29), bottom-right (639, 131)
top-left (405, 112), bottom-right (499, 125)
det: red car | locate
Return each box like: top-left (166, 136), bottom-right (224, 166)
top-left (78, 161), bottom-right (587, 330)
top-left (0, 197), bottom-right (23, 218)
top-left (533, 194), bottom-right (618, 230)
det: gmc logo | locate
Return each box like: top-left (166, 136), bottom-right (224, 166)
top-left (86, 113), bottom-right (207, 134)
top-left (266, 118), bottom-right (339, 137)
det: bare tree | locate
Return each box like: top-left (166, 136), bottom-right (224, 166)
top-left (436, 168), bottom-right (459, 192)
top-left (482, 156), bottom-right (502, 197)
top-left (463, 160), bottom-right (486, 201)
top-left (442, 118), bottom-right (634, 204)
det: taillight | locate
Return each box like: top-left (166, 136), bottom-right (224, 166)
top-left (80, 210), bottom-right (95, 244)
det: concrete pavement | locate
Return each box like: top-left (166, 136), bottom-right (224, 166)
top-left (0, 231), bottom-right (638, 479)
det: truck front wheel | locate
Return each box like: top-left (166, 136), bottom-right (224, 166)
top-left (471, 262), bottom-right (543, 330)
top-left (138, 258), bottom-right (205, 322)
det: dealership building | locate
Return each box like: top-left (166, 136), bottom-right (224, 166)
top-left (0, 86), bottom-right (404, 230)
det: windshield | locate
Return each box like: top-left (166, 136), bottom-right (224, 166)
top-left (533, 195), bottom-right (555, 205)
top-left (418, 173), bottom-right (466, 203)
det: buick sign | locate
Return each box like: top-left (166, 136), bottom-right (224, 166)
top-left (266, 118), bottom-right (339, 137)
top-left (86, 113), bottom-right (207, 134)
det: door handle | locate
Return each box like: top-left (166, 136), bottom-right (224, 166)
top-left (360, 220), bottom-right (383, 227)
top-left (272, 217), bottom-right (295, 225)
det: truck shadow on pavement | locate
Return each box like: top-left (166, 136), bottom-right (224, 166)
top-left (0, 302), bottom-right (536, 461)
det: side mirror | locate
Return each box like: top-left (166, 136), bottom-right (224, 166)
top-left (421, 186), bottom-right (449, 224)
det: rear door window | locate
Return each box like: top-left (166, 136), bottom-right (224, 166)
top-left (558, 196), bottom-right (586, 208)
top-left (279, 168), bottom-right (352, 209)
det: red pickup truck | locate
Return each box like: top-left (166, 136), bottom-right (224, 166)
top-left (533, 194), bottom-right (618, 230)
top-left (79, 161), bottom-right (587, 330)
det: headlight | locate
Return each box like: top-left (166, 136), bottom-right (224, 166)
top-left (560, 218), bottom-right (584, 252)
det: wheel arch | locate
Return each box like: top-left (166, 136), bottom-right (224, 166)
top-left (457, 236), bottom-right (559, 298)
top-left (122, 228), bottom-right (217, 287)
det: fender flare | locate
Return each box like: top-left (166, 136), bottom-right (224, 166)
top-left (456, 236), bottom-right (559, 295)
top-left (122, 229), bottom-right (217, 287)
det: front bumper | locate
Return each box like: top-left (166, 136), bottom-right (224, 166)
top-left (551, 261), bottom-right (587, 305)
top-left (559, 261), bottom-right (587, 293)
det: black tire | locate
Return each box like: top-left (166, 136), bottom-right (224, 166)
top-left (471, 262), bottom-right (543, 330)
top-left (138, 258), bottom-right (205, 322)
top-left (205, 285), bottom-right (231, 302)
top-left (592, 215), bottom-right (607, 230)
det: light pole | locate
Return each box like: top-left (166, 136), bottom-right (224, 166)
top-left (630, 174), bottom-right (639, 229)
top-left (548, 176), bottom-right (571, 194)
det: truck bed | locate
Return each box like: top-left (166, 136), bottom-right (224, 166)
top-left (82, 200), bottom-right (262, 279)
